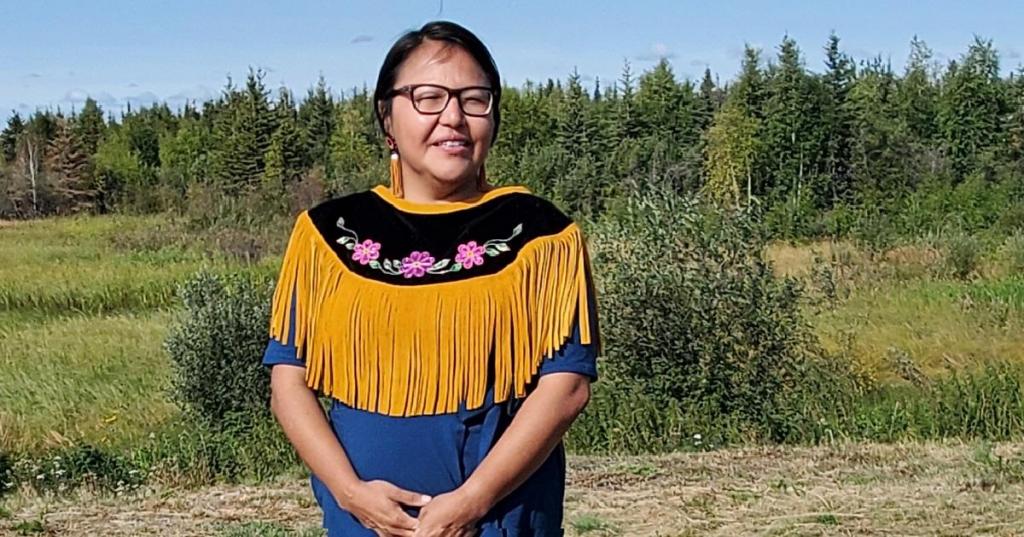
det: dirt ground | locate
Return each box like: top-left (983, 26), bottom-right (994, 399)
top-left (5, 439), bottom-right (1024, 536)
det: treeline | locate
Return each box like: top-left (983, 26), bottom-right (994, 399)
top-left (2, 33), bottom-right (1023, 240)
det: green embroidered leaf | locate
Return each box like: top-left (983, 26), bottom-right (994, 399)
top-left (452, 264), bottom-right (462, 272)
top-left (431, 258), bottom-right (450, 270)
top-left (512, 223), bottom-right (523, 236)
top-left (494, 242), bottom-right (510, 252)
top-left (369, 260), bottom-right (380, 269)
top-left (344, 243), bottom-right (354, 250)
top-left (485, 246), bottom-right (501, 256)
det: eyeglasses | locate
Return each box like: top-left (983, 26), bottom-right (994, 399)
top-left (385, 84), bottom-right (494, 117)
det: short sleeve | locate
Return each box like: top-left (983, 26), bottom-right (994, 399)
top-left (262, 290), bottom-right (304, 368)
top-left (537, 250), bottom-right (601, 381)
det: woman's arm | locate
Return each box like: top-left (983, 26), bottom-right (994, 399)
top-left (413, 372), bottom-right (591, 535)
top-left (270, 364), bottom-right (432, 536)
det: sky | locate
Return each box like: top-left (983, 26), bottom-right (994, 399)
top-left (1, 0), bottom-right (1022, 123)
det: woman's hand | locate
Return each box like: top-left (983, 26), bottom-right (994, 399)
top-left (336, 479), bottom-right (432, 537)
top-left (412, 488), bottom-right (487, 537)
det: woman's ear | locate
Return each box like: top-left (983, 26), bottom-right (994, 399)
top-left (378, 102), bottom-right (393, 137)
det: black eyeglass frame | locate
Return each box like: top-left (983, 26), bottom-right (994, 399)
top-left (384, 84), bottom-right (495, 117)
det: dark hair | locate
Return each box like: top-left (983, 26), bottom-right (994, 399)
top-left (373, 20), bottom-right (502, 144)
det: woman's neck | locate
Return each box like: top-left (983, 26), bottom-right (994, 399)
top-left (400, 173), bottom-right (489, 204)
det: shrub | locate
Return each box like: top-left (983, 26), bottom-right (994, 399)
top-left (943, 233), bottom-right (982, 280)
top-left (164, 270), bottom-right (275, 429)
top-left (10, 444), bottom-right (145, 495)
top-left (588, 189), bottom-right (862, 444)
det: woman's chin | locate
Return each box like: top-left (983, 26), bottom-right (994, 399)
top-left (425, 167), bottom-right (477, 185)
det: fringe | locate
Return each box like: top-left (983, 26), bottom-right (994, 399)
top-left (269, 211), bottom-right (594, 416)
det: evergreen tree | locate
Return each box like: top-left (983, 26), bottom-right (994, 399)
top-left (696, 67), bottom-right (721, 132)
top-left (847, 56), bottom-right (910, 199)
top-left (74, 97), bottom-right (106, 155)
top-left (1, 112), bottom-right (25, 163)
top-left (299, 75), bottom-right (336, 174)
top-left (556, 68), bottom-right (596, 160)
top-left (938, 36), bottom-right (1008, 177)
top-left (615, 60), bottom-right (643, 140)
top-left (896, 36), bottom-right (939, 143)
top-left (761, 35), bottom-right (825, 205)
top-left (821, 32), bottom-right (856, 203)
top-left (46, 118), bottom-right (94, 213)
top-left (731, 44), bottom-right (766, 116)
top-left (209, 69), bottom-right (276, 192)
top-left (329, 89), bottom-right (384, 195)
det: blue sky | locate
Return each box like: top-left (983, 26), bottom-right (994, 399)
top-left (1, 0), bottom-right (1022, 123)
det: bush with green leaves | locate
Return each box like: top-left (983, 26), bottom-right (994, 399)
top-left (586, 189), bottom-right (861, 444)
top-left (164, 270), bottom-right (275, 428)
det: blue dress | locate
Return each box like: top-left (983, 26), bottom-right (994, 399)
top-left (262, 290), bottom-right (599, 536)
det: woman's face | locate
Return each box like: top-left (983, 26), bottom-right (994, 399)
top-left (384, 40), bottom-right (494, 190)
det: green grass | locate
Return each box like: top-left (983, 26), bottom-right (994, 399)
top-left (0, 310), bottom-right (178, 452)
top-left (570, 513), bottom-right (617, 535)
top-left (0, 214), bottom-right (251, 315)
top-left (814, 277), bottom-right (1024, 380)
top-left (6, 213), bottom-right (1024, 485)
top-left (0, 214), bottom-right (285, 453)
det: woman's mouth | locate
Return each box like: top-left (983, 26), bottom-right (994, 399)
top-left (432, 140), bottom-right (472, 155)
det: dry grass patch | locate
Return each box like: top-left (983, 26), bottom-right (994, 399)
top-left (8, 440), bottom-right (1024, 536)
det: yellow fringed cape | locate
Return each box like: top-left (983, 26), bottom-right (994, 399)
top-left (268, 184), bottom-right (600, 416)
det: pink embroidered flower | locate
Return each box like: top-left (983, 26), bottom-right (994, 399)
top-left (400, 250), bottom-right (434, 278)
top-left (455, 241), bottom-right (486, 268)
top-left (351, 239), bottom-right (381, 265)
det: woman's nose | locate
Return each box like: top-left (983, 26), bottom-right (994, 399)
top-left (438, 94), bottom-right (467, 127)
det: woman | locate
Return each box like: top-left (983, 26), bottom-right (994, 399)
top-left (264, 20), bottom-right (601, 537)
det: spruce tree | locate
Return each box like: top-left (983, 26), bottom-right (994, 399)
top-left (47, 118), bottom-right (94, 213)
top-left (1, 113), bottom-right (25, 163)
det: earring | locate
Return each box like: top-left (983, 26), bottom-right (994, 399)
top-left (386, 136), bottom-right (403, 198)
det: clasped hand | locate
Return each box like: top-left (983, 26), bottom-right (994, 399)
top-left (338, 480), bottom-right (486, 537)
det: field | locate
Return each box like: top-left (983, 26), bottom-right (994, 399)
top-left (7, 440), bottom-right (1024, 536)
top-left (3, 214), bottom-right (1024, 535)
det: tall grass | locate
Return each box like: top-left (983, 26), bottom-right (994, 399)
top-left (0, 311), bottom-right (177, 453)
top-left (7, 211), bottom-right (1024, 495)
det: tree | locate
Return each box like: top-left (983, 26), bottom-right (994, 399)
top-left (696, 67), bottom-right (722, 132)
top-left (329, 88), bottom-right (383, 195)
top-left (847, 56), bottom-right (911, 200)
top-left (761, 35), bottom-right (825, 205)
top-left (12, 113), bottom-right (54, 214)
top-left (47, 117), bottom-right (94, 213)
top-left (615, 59), bottom-right (643, 140)
top-left (704, 100), bottom-right (761, 206)
top-left (209, 69), bottom-right (276, 193)
top-left (1005, 67), bottom-right (1024, 164)
top-left (731, 44), bottom-right (767, 116)
top-left (74, 97), bottom-right (106, 156)
top-left (938, 36), bottom-right (1008, 177)
top-left (262, 87), bottom-right (309, 199)
top-left (896, 36), bottom-right (939, 144)
top-left (820, 32), bottom-right (856, 204)
top-left (299, 75), bottom-right (336, 175)
top-left (1, 113), bottom-right (25, 163)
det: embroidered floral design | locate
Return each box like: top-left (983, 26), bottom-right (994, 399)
top-left (336, 217), bottom-right (522, 277)
top-left (351, 239), bottom-right (381, 265)
top-left (400, 251), bottom-right (435, 278)
top-left (455, 241), bottom-right (486, 268)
